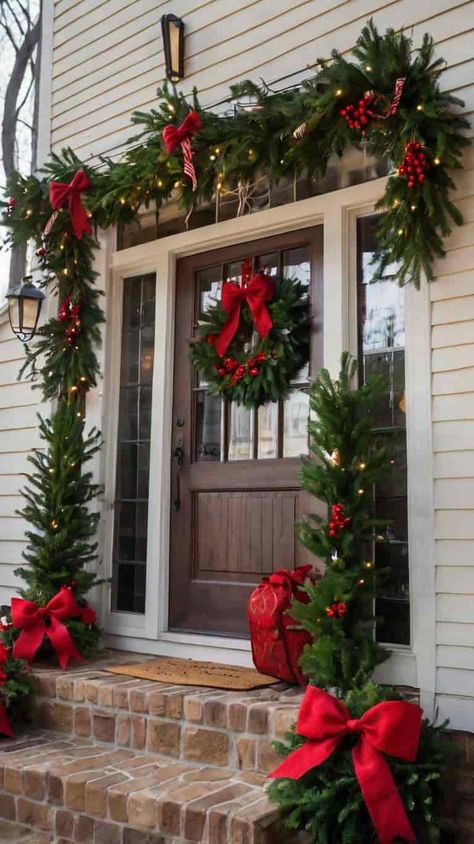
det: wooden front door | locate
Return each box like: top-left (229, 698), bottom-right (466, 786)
top-left (169, 227), bottom-right (323, 636)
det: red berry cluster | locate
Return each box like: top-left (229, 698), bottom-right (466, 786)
top-left (328, 503), bottom-right (351, 539)
top-left (339, 94), bottom-right (377, 135)
top-left (398, 142), bottom-right (427, 188)
top-left (216, 351), bottom-right (267, 384)
top-left (59, 297), bottom-right (82, 345)
top-left (326, 601), bottom-right (347, 619)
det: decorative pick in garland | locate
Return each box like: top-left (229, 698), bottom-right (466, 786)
top-left (326, 601), bottom-right (346, 619)
top-left (398, 142), bottom-right (428, 188)
top-left (46, 169), bottom-right (92, 239)
top-left (59, 297), bottom-right (82, 345)
top-left (328, 503), bottom-right (351, 539)
top-left (162, 111), bottom-right (202, 192)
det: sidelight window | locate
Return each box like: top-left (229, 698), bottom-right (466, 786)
top-left (112, 274), bottom-right (156, 613)
top-left (357, 216), bottom-right (410, 646)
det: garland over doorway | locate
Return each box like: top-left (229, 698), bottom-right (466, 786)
top-left (0, 21), bottom-right (469, 662)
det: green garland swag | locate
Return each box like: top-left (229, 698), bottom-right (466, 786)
top-left (2, 20), bottom-right (470, 293)
top-left (190, 275), bottom-right (310, 407)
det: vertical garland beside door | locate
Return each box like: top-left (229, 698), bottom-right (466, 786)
top-left (1, 165), bottom-right (106, 666)
top-left (266, 356), bottom-right (452, 843)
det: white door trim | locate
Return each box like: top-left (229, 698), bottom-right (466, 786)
top-left (98, 176), bottom-right (434, 694)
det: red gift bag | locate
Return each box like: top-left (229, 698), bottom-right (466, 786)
top-left (247, 566), bottom-right (313, 686)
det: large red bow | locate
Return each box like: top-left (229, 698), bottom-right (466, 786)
top-left (49, 169), bottom-right (92, 239)
top-left (11, 588), bottom-right (84, 670)
top-left (163, 111), bottom-right (202, 192)
top-left (215, 272), bottom-right (274, 358)
top-left (269, 686), bottom-right (422, 844)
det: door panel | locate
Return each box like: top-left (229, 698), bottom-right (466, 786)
top-left (169, 227), bottom-right (324, 636)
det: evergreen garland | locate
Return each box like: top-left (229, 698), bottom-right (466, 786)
top-left (290, 354), bottom-right (390, 691)
top-left (268, 357), bottom-right (454, 842)
top-left (2, 21), bottom-right (469, 290)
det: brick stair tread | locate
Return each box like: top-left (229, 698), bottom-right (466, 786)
top-left (0, 729), bottom-right (295, 844)
top-left (30, 652), bottom-right (308, 777)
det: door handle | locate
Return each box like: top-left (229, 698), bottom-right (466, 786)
top-left (172, 441), bottom-right (184, 511)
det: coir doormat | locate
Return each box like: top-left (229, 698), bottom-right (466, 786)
top-left (105, 656), bottom-right (277, 690)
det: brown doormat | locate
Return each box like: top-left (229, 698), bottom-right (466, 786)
top-left (104, 656), bottom-right (278, 690)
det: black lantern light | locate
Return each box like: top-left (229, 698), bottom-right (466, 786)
top-left (161, 14), bottom-right (185, 83)
top-left (7, 275), bottom-right (46, 341)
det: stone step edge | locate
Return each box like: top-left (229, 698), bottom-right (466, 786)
top-left (31, 665), bottom-right (304, 775)
top-left (0, 730), bottom-right (297, 844)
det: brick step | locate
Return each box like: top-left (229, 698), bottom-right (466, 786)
top-left (0, 730), bottom-right (300, 844)
top-left (31, 653), bottom-right (304, 776)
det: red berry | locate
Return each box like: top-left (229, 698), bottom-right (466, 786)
top-left (249, 367), bottom-right (259, 376)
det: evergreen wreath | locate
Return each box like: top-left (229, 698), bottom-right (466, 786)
top-left (190, 264), bottom-right (310, 408)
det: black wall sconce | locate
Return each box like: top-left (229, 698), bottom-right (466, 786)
top-left (7, 275), bottom-right (46, 342)
top-left (161, 14), bottom-right (185, 83)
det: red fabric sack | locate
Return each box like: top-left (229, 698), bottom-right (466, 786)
top-left (247, 566), bottom-right (313, 686)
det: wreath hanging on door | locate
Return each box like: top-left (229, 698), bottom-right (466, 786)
top-left (190, 259), bottom-right (310, 408)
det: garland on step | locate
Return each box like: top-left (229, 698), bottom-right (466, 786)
top-left (265, 355), bottom-right (453, 843)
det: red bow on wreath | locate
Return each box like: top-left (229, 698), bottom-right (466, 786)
top-left (215, 271), bottom-right (274, 358)
top-left (11, 587), bottom-right (84, 670)
top-left (48, 169), bottom-right (92, 240)
top-left (0, 644), bottom-right (14, 738)
top-left (163, 111), bottom-right (202, 191)
top-left (269, 686), bottom-right (422, 844)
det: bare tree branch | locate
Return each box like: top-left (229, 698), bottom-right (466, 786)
top-left (3, 0), bottom-right (26, 37)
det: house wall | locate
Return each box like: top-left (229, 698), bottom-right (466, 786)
top-left (0, 0), bottom-right (472, 727)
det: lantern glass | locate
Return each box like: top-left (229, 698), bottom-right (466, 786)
top-left (7, 276), bottom-right (46, 342)
top-left (161, 14), bottom-right (184, 82)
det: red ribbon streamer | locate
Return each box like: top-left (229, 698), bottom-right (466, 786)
top-left (215, 272), bottom-right (274, 358)
top-left (11, 588), bottom-right (84, 670)
top-left (163, 111), bottom-right (203, 192)
top-left (269, 686), bottom-right (422, 844)
top-left (49, 169), bottom-right (92, 240)
top-left (366, 77), bottom-right (406, 120)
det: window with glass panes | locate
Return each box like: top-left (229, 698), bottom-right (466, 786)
top-left (357, 216), bottom-right (410, 646)
top-left (194, 248), bottom-right (311, 463)
top-left (112, 274), bottom-right (156, 613)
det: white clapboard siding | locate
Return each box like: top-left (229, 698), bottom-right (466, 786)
top-left (0, 314), bottom-right (43, 603)
top-left (50, 0), bottom-right (473, 160)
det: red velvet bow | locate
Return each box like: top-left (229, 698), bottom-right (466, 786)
top-left (267, 566), bottom-right (313, 590)
top-left (215, 272), bottom-right (274, 358)
top-left (163, 111), bottom-right (202, 191)
top-left (162, 111), bottom-right (202, 153)
top-left (269, 686), bottom-right (422, 844)
top-left (49, 169), bottom-right (92, 240)
top-left (11, 588), bottom-right (84, 670)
